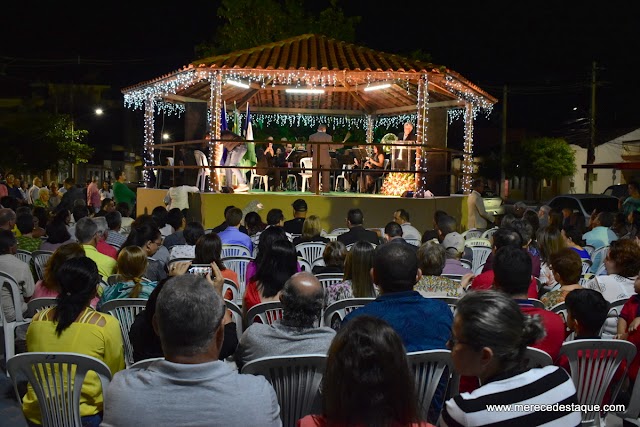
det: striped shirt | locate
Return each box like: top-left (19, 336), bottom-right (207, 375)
top-left (440, 366), bottom-right (581, 427)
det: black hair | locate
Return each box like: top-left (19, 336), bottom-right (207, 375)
top-left (225, 207), bottom-right (243, 227)
top-left (105, 211), bottom-right (122, 230)
top-left (347, 208), bottom-right (364, 225)
top-left (151, 206), bottom-right (169, 228)
top-left (395, 209), bottom-right (410, 222)
top-left (266, 208), bottom-right (284, 226)
top-left (72, 205), bottom-right (89, 222)
top-left (564, 288), bottom-right (608, 335)
top-left (0, 229), bottom-right (17, 254)
top-left (254, 226), bottom-right (288, 264)
top-left (253, 239), bottom-right (298, 298)
top-left (384, 221), bottom-right (403, 238)
top-left (54, 257), bottom-right (100, 336)
top-left (493, 226), bottom-right (523, 249)
top-left (373, 243), bottom-right (418, 292)
top-left (166, 208), bottom-right (184, 230)
top-left (193, 233), bottom-right (226, 271)
top-left (116, 202), bottom-right (131, 218)
top-left (15, 213), bottom-right (34, 234)
top-left (183, 222), bottom-right (205, 245)
top-left (45, 221), bottom-right (71, 244)
top-left (493, 246), bottom-right (532, 295)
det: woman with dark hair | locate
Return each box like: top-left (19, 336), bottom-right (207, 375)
top-left (243, 239), bottom-right (298, 314)
top-left (169, 221), bottom-right (205, 260)
top-left (151, 206), bottom-right (172, 237)
top-left (32, 242), bottom-right (88, 299)
top-left (312, 241), bottom-right (346, 275)
top-left (40, 219), bottom-right (74, 251)
top-left (626, 210), bottom-right (640, 239)
top-left (246, 226), bottom-right (301, 281)
top-left (193, 233), bottom-right (239, 292)
top-left (325, 241), bottom-right (376, 308)
top-left (612, 212), bottom-right (630, 239)
top-left (244, 211), bottom-right (266, 237)
top-left (537, 225), bottom-right (566, 290)
top-left (299, 315), bottom-right (431, 427)
top-left (22, 257), bottom-right (125, 426)
top-left (562, 225), bottom-right (591, 259)
top-left (440, 291), bottom-right (581, 426)
top-left (121, 221), bottom-right (167, 282)
top-left (358, 144), bottom-right (386, 193)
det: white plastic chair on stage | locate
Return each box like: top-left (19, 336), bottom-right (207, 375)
top-left (194, 149), bottom-right (211, 192)
top-left (299, 157), bottom-right (313, 192)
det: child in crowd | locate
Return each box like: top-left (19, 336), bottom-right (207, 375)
top-left (540, 247), bottom-right (583, 310)
top-left (616, 276), bottom-right (640, 341)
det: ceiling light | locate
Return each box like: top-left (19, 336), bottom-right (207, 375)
top-left (227, 80), bottom-right (250, 89)
top-left (285, 88), bottom-right (325, 94)
top-left (364, 83), bottom-right (391, 92)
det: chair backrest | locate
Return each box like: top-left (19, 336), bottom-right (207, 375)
top-left (107, 274), bottom-right (123, 286)
top-left (15, 249), bottom-right (33, 266)
top-left (591, 245), bottom-right (610, 272)
top-left (602, 297), bottom-right (629, 336)
top-left (473, 262), bottom-right (485, 276)
top-left (297, 257), bottom-right (312, 272)
top-left (222, 256), bottom-right (253, 302)
top-left (221, 244), bottom-right (252, 258)
top-left (32, 250), bottom-right (54, 282)
top-left (480, 227), bottom-right (499, 240)
top-left (330, 228), bottom-right (349, 235)
top-left (407, 350), bottom-right (456, 421)
top-left (311, 257), bottom-right (325, 269)
top-left (300, 157), bottom-right (313, 172)
top-left (245, 301), bottom-right (284, 328)
top-left (314, 273), bottom-right (344, 294)
top-left (7, 352), bottom-right (111, 427)
top-left (559, 339), bottom-right (636, 425)
top-left (323, 297), bottom-right (376, 328)
top-left (193, 149), bottom-right (209, 167)
top-left (166, 257), bottom-right (194, 271)
top-left (580, 258), bottom-right (592, 276)
top-left (296, 242), bottom-right (327, 265)
top-left (464, 238), bottom-right (492, 248)
top-left (27, 297), bottom-right (58, 317)
top-left (225, 299), bottom-right (244, 342)
top-left (461, 229), bottom-right (483, 240)
top-left (1, 271), bottom-right (32, 366)
top-left (523, 347), bottom-right (553, 369)
top-left (99, 298), bottom-right (148, 367)
top-left (529, 298), bottom-right (545, 309)
top-left (583, 244), bottom-right (596, 257)
top-left (441, 274), bottom-right (464, 284)
top-left (405, 238), bottom-right (421, 247)
top-left (459, 258), bottom-right (472, 270)
top-left (470, 247), bottom-right (492, 273)
top-left (222, 278), bottom-right (240, 302)
top-left (241, 354), bottom-right (328, 427)
top-left (128, 357), bottom-right (164, 370)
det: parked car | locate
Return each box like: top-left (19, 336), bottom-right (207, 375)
top-left (545, 194), bottom-right (621, 226)
top-left (603, 184), bottom-right (628, 199)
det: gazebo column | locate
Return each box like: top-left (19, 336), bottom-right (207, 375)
top-left (366, 115), bottom-right (374, 144)
top-left (209, 72), bottom-right (222, 191)
top-left (415, 75), bottom-right (428, 194)
top-left (462, 102), bottom-right (475, 194)
top-left (143, 98), bottom-right (155, 188)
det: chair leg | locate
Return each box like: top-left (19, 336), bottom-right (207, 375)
top-left (301, 178), bottom-right (307, 193)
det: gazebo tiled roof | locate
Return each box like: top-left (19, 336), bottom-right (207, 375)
top-left (122, 34), bottom-right (497, 115)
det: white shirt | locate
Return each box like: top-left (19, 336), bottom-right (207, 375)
top-left (165, 185), bottom-right (200, 211)
top-left (100, 188), bottom-right (113, 201)
top-left (583, 273), bottom-right (635, 336)
top-left (400, 222), bottom-right (421, 241)
top-left (467, 190), bottom-right (494, 230)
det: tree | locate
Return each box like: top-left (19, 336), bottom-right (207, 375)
top-left (520, 137), bottom-right (575, 199)
top-left (197, 0), bottom-right (360, 57)
top-left (46, 115), bottom-right (94, 176)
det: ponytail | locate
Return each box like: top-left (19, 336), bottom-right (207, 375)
top-left (129, 276), bottom-right (143, 298)
top-left (54, 257), bottom-right (99, 336)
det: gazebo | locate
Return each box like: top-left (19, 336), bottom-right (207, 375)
top-left (122, 34), bottom-right (497, 195)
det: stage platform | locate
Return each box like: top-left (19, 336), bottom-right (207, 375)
top-left (136, 188), bottom-right (469, 235)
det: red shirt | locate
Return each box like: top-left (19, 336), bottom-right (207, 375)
top-left (470, 271), bottom-right (539, 299)
top-left (97, 239), bottom-right (118, 260)
top-left (519, 302), bottom-right (565, 361)
top-left (620, 295), bottom-right (640, 324)
top-left (627, 329), bottom-right (640, 382)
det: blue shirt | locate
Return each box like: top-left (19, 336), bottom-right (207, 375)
top-left (218, 226), bottom-right (253, 254)
top-left (343, 290), bottom-right (453, 352)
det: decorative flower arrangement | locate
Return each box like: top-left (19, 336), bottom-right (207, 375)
top-left (380, 173), bottom-right (415, 196)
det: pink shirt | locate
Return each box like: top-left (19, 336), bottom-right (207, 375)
top-left (33, 280), bottom-right (100, 308)
top-left (87, 182), bottom-right (101, 209)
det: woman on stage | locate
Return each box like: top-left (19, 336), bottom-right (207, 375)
top-left (356, 144), bottom-right (385, 193)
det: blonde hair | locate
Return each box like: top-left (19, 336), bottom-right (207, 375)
top-left (302, 215), bottom-right (322, 238)
top-left (116, 246), bottom-right (148, 298)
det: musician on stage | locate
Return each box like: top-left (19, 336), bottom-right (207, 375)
top-left (394, 122), bottom-right (416, 170)
top-left (308, 124), bottom-right (340, 193)
top-left (221, 130), bottom-right (248, 192)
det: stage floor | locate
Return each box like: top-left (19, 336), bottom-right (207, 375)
top-left (137, 188), bottom-right (468, 235)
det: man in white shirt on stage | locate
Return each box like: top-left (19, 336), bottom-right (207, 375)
top-left (467, 178), bottom-right (494, 230)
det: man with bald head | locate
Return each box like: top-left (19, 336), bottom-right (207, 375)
top-left (0, 208), bottom-right (16, 231)
top-left (235, 272), bottom-right (336, 369)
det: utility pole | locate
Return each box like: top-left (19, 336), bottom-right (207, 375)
top-left (501, 85), bottom-right (508, 198)
top-left (586, 61), bottom-right (597, 193)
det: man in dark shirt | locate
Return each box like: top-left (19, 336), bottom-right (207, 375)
top-left (337, 208), bottom-right (379, 246)
top-left (283, 199), bottom-right (307, 235)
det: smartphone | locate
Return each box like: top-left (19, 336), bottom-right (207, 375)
top-left (187, 266), bottom-right (212, 277)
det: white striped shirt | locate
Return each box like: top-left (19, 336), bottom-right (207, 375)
top-left (440, 365), bottom-right (581, 426)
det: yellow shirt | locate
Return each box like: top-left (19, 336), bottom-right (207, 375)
top-left (82, 244), bottom-right (116, 281)
top-left (22, 307), bottom-right (125, 424)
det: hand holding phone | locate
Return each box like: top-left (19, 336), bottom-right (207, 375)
top-left (188, 265), bottom-right (212, 277)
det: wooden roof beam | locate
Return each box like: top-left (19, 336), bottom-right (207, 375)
top-left (163, 94), bottom-right (207, 103)
top-left (336, 75), bottom-right (374, 114)
top-left (250, 106), bottom-right (365, 116)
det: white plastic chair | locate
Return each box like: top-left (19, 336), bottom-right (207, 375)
top-left (580, 258), bottom-right (593, 277)
top-left (249, 169), bottom-right (269, 192)
top-left (314, 273), bottom-right (344, 294)
top-left (405, 238), bottom-right (421, 247)
top-left (311, 257), bottom-right (326, 269)
top-left (463, 238), bottom-right (492, 248)
top-left (473, 262), bottom-right (486, 276)
top-left (480, 227), bottom-right (499, 240)
top-left (407, 349), bottom-right (457, 421)
top-left (221, 256), bottom-right (253, 304)
top-left (529, 298), bottom-right (546, 309)
top-left (323, 298), bottom-right (375, 328)
top-left (334, 164), bottom-right (351, 191)
top-left (129, 357), bottom-right (164, 370)
top-left (245, 301), bottom-right (284, 328)
top-left (470, 246), bottom-right (492, 274)
top-left (460, 258), bottom-right (472, 270)
top-left (559, 339), bottom-right (636, 426)
top-left (330, 228), bottom-right (349, 235)
top-left (15, 249), bottom-right (33, 266)
top-left (523, 347), bottom-right (553, 369)
top-left (27, 297), bottom-right (58, 317)
top-left (461, 229), bottom-right (483, 240)
top-left (296, 242), bottom-right (327, 265)
top-left (441, 274), bottom-right (464, 284)
top-left (299, 157), bottom-right (313, 193)
top-left (221, 244), bottom-right (252, 258)
top-left (297, 257), bottom-right (312, 272)
top-left (602, 298), bottom-right (629, 338)
top-left (0, 271), bottom-right (31, 367)
top-left (583, 244), bottom-right (596, 257)
top-left (7, 352), bottom-right (112, 427)
top-left (99, 298), bottom-right (148, 368)
top-left (194, 149), bottom-right (211, 192)
top-left (32, 250), bottom-right (54, 282)
top-left (222, 278), bottom-right (240, 302)
top-left (241, 354), bottom-right (328, 427)
top-left (591, 245), bottom-right (610, 274)
top-left (549, 301), bottom-right (575, 341)
top-left (225, 299), bottom-right (244, 342)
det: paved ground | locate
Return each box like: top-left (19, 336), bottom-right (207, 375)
top-left (0, 370), bottom-right (27, 427)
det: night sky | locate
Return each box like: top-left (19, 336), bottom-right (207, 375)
top-left (3, 1), bottom-right (639, 149)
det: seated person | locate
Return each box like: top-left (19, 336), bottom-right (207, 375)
top-left (336, 208), bottom-right (379, 246)
top-left (540, 247), bottom-right (583, 309)
top-left (414, 241), bottom-right (470, 297)
top-left (440, 291), bottom-right (581, 426)
top-left (616, 276), bottom-right (640, 341)
top-left (440, 232), bottom-right (473, 276)
top-left (169, 221), bottom-right (205, 260)
top-left (311, 241), bottom-right (346, 275)
top-left (293, 215), bottom-right (329, 246)
top-left (255, 140), bottom-right (281, 190)
top-left (99, 246), bottom-right (159, 308)
top-left (235, 272), bottom-right (335, 369)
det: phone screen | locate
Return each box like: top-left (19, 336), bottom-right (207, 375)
top-left (187, 266), bottom-right (212, 277)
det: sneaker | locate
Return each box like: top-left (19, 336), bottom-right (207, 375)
top-left (235, 184), bottom-right (249, 192)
